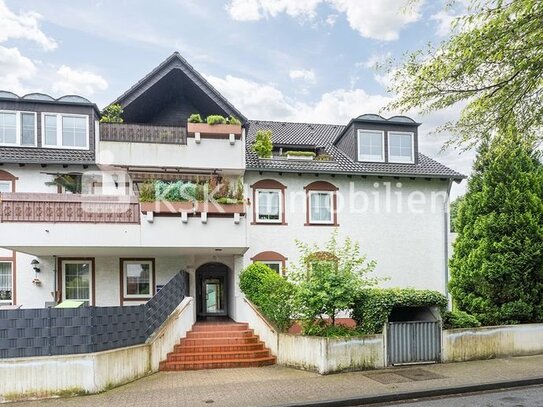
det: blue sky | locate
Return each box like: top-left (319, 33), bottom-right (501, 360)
top-left (0, 0), bottom-right (473, 197)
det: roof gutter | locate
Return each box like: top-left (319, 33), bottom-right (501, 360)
top-left (245, 167), bottom-right (466, 181)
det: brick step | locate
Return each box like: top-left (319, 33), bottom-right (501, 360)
top-left (159, 356), bottom-right (276, 371)
top-left (191, 323), bottom-right (249, 332)
top-left (166, 349), bottom-right (271, 362)
top-left (180, 336), bottom-right (259, 347)
top-left (173, 341), bottom-right (266, 354)
top-left (186, 329), bottom-right (254, 339)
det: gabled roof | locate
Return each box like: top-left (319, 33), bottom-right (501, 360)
top-left (246, 120), bottom-right (466, 180)
top-left (111, 52), bottom-right (247, 123)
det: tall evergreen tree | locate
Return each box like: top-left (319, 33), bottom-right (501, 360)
top-left (450, 128), bottom-right (543, 325)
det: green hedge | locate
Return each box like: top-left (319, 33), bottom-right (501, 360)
top-left (442, 310), bottom-right (481, 329)
top-left (352, 288), bottom-right (448, 334)
top-left (239, 263), bottom-right (296, 332)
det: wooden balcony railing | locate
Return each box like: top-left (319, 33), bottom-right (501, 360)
top-left (100, 122), bottom-right (187, 145)
top-left (0, 193), bottom-right (140, 224)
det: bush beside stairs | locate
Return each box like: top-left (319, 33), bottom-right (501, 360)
top-left (159, 320), bottom-right (276, 371)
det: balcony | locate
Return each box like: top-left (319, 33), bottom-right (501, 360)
top-left (100, 122), bottom-right (187, 145)
top-left (98, 122), bottom-right (244, 171)
top-left (0, 193), bottom-right (140, 224)
top-left (0, 193), bottom-right (248, 256)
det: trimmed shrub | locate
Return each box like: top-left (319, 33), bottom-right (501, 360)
top-left (227, 116), bottom-right (241, 125)
top-left (206, 115), bottom-right (227, 125)
top-left (239, 263), bottom-right (296, 332)
top-left (442, 310), bottom-right (481, 329)
top-left (352, 288), bottom-right (448, 334)
top-left (187, 113), bottom-right (203, 123)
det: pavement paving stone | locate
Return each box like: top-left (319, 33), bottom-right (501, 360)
top-left (8, 355), bottom-right (543, 407)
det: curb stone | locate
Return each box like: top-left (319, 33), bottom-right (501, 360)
top-left (279, 377), bottom-right (543, 407)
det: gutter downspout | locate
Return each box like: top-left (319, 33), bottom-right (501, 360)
top-left (444, 180), bottom-right (453, 310)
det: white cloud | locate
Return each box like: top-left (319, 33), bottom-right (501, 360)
top-left (431, 10), bottom-right (457, 36)
top-left (226, 0), bottom-right (322, 21)
top-left (289, 69), bottom-right (316, 84)
top-left (0, 0), bottom-right (57, 50)
top-left (0, 46), bottom-right (37, 94)
top-left (205, 74), bottom-right (297, 120)
top-left (226, 0), bottom-right (423, 41)
top-left (325, 14), bottom-right (338, 26)
top-left (359, 51), bottom-right (392, 69)
top-left (206, 73), bottom-right (390, 123)
top-left (52, 65), bottom-right (108, 96)
top-left (328, 0), bottom-right (423, 41)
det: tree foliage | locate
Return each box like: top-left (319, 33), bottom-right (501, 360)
top-left (449, 126), bottom-right (543, 325)
top-left (252, 130), bottom-right (273, 158)
top-left (390, 0), bottom-right (543, 146)
top-left (100, 104), bottom-right (123, 123)
top-left (288, 231), bottom-right (378, 329)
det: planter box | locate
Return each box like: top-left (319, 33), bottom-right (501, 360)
top-left (187, 123), bottom-right (242, 139)
top-left (286, 154), bottom-right (314, 160)
top-left (140, 201), bottom-right (245, 215)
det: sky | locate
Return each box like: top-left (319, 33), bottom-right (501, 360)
top-left (0, 0), bottom-right (474, 198)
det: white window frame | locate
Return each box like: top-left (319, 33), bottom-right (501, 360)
top-left (388, 131), bottom-right (415, 164)
top-left (0, 180), bottom-right (13, 193)
top-left (0, 261), bottom-right (13, 304)
top-left (260, 261), bottom-right (283, 276)
top-left (357, 129), bottom-right (385, 162)
top-left (41, 113), bottom-right (90, 150)
top-left (0, 110), bottom-right (37, 147)
top-left (255, 189), bottom-right (282, 224)
top-left (62, 260), bottom-right (93, 304)
top-left (308, 191), bottom-right (334, 225)
top-left (122, 260), bottom-right (154, 299)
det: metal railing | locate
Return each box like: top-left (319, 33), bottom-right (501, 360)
top-left (0, 193), bottom-right (140, 224)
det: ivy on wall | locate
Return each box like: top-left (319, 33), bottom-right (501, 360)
top-left (351, 288), bottom-right (448, 334)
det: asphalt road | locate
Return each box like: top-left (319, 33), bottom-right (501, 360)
top-left (380, 385), bottom-right (543, 407)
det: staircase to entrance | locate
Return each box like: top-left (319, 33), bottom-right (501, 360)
top-left (159, 319), bottom-right (276, 371)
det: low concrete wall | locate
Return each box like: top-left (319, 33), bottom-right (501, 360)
top-left (238, 298), bottom-right (279, 355)
top-left (0, 297), bottom-right (194, 401)
top-left (278, 333), bottom-right (385, 374)
top-left (443, 323), bottom-right (543, 362)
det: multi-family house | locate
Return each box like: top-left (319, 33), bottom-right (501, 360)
top-left (0, 52), bottom-right (464, 322)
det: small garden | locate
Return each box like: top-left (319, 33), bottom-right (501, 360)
top-left (251, 129), bottom-right (332, 161)
top-left (240, 232), bottom-right (481, 337)
top-left (138, 176), bottom-right (244, 205)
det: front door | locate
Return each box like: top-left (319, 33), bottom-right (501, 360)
top-left (196, 263), bottom-right (229, 317)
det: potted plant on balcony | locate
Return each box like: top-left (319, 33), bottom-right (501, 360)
top-left (252, 130), bottom-right (273, 159)
top-left (186, 113), bottom-right (242, 138)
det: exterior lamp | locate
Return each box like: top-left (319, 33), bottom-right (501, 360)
top-left (31, 259), bottom-right (40, 273)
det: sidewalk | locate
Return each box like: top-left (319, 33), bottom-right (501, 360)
top-left (9, 355), bottom-right (543, 407)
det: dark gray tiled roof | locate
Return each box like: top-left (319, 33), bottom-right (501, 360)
top-left (0, 147), bottom-right (94, 164)
top-left (246, 120), bottom-right (465, 179)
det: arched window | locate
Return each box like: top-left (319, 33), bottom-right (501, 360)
top-left (251, 251), bottom-right (287, 275)
top-left (304, 181), bottom-right (338, 226)
top-left (251, 179), bottom-right (287, 225)
top-left (0, 170), bottom-right (17, 193)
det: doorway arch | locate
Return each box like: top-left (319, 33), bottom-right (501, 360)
top-left (195, 262), bottom-right (230, 318)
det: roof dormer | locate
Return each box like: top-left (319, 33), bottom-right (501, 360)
top-left (334, 114), bottom-right (420, 165)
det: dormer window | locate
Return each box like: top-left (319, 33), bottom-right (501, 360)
top-left (42, 113), bottom-right (89, 149)
top-left (388, 131), bottom-right (414, 163)
top-left (0, 111), bottom-right (36, 146)
top-left (357, 129), bottom-right (384, 162)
